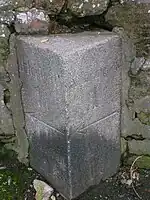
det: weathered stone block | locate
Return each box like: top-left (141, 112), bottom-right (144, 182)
top-left (128, 139), bottom-right (150, 155)
top-left (35, 0), bottom-right (65, 15)
top-left (0, 84), bottom-right (14, 138)
top-left (16, 32), bottom-right (122, 199)
top-left (105, 3), bottom-right (150, 57)
top-left (15, 8), bottom-right (49, 35)
top-left (68, 0), bottom-right (109, 17)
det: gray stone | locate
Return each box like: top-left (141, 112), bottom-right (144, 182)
top-left (105, 4), bottom-right (150, 57)
top-left (121, 0), bottom-right (150, 3)
top-left (35, 0), bottom-right (65, 15)
top-left (0, 24), bottom-right (10, 62)
top-left (6, 34), bottom-right (29, 164)
top-left (0, 84), bottom-right (15, 138)
top-left (142, 59), bottom-right (150, 71)
top-left (122, 114), bottom-right (150, 139)
top-left (0, 10), bottom-right (15, 25)
top-left (133, 96), bottom-right (150, 113)
top-left (0, 24), bottom-right (10, 39)
top-left (121, 137), bottom-right (127, 155)
top-left (68, 0), bottom-right (109, 17)
top-left (15, 8), bottom-right (49, 35)
top-left (128, 139), bottom-right (150, 155)
top-left (129, 71), bottom-right (150, 101)
top-left (0, 0), bottom-right (32, 10)
top-left (12, 0), bottom-right (32, 9)
top-left (130, 57), bottom-right (145, 75)
top-left (16, 32), bottom-right (121, 199)
top-left (0, 0), bottom-right (11, 10)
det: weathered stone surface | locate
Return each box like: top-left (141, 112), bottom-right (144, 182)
top-left (0, 24), bottom-right (10, 62)
top-left (15, 8), bottom-right (49, 35)
top-left (112, 28), bottom-right (137, 140)
top-left (0, 84), bottom-right (15, 138)
top-left (122, 114), bottom-right (150, 139)
top-left (12, 0), bottom-right (32, 9)
top-left (68, 0), bottom-right (109, 17)
top-left (6, 34), bottom-right (29, 164)
top-left (16, 32), bottom-right (121, 199)
top-left (121, 137), bottom-right (127, 155)
top-left (0, 0), bottom-right (32, 10)
top-left (35, 0), bottom-right (65, 15)
top-left (142, 59), bottom-right (150, 71)
top-left (130, 57), bottom-right (145, 75)
top-left (128, 139), bottom-right (150, 155)
top-left (0, 0), bottom-right (12, 9)
top-left (0, 10), bottom-right (15, 25)
top-left (129, 71), bottom-right (150, 102)
top-left (133, 96), bottom-right (150, 113)
top-left (105, 3), bottom-right (150, 57)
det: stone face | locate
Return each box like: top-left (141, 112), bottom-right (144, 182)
top-left (142, 59), bottom-right (150, 71)
top-left (12, 0), bottom-right (33, 9)
top-left (0, 10), bottom-right (15, 25)
top-left (122, 115), bottom-right (150, 139)
top-left (6, 34), bottom-right (29, 164)
top-left (68, 0), bottom-right (109, 17)
top-left (129, 71), bottom-right (150, 101)
top-left (35, 0), bottom-right (65, 15)
top-left (130, 57), bottom-right (145, 75)
top-left (121, 137), bottom-right (127, 155)
top-left (16, 32), bottom-right (121, 199)
top-left (0, 0), bottom-right (11, 9)
top-left (133, 96), bottom-right (150, 113)
top-left (0, 24), bottom-right (10, 62)
top-left (0, 84), bottom-right (15, 138)
top-left (105, 3), bottom-right (150, 57)
top-left (15, 8), bottom-right (49, 35)
top-left (128, 139), bottom-right (150, 155)
top-left (0, 0), bottom-right (32, 10)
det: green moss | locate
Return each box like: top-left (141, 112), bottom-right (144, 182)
top-left (0, 144), bottom-right (39, 199)
top-left (126, 155), bottom-right (150, 169)
top-left (137, 112), bottom-right (150, 125)
top-left (0, 38), bottom-right (9, 62)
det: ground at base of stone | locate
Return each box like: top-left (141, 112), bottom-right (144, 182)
top-left (0, 146), bottom-right (150, 200)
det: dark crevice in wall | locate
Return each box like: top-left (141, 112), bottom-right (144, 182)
top-left (125, 135), bottom-right (145, 141)
top-left (3, 89), bottom-right (10, 105)
top-left (49, 1), bottom-right (114, 34)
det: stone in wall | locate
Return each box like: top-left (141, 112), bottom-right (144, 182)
top-left (68, 0), bottom-right (109, 17)
top-left (105, 3), bottom-right (150, 57)
top-left (35, 0), bottom-right (65, 15)
top-left (0, 0), bottom-right (32, 10)
top-left (0, 84), bottom-right (15, 141)
top-left (121, 137), bottom-right (127, 156)
top-left (12, 0), bottom-right (32, 9)
top-left (122, 116), bottom-right (150, 139)
top-left (128, 139), bottom-right (150, 155)
top-left (122, 60), bottom-right (150, 139)
top-left (0, 24), bottom-right (15, 142)
top-left (15, 8), bottom-right (49, 34)
top-left (0, 10), bottom-right (15, 25)
top-left (5, 34), bottom-right (29, 164)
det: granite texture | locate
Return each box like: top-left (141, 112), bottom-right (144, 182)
top-left (16, 32), bottom-right (122, 199)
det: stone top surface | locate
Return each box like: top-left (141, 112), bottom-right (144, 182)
top-left (17, 32), bottom-right (120, 55)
